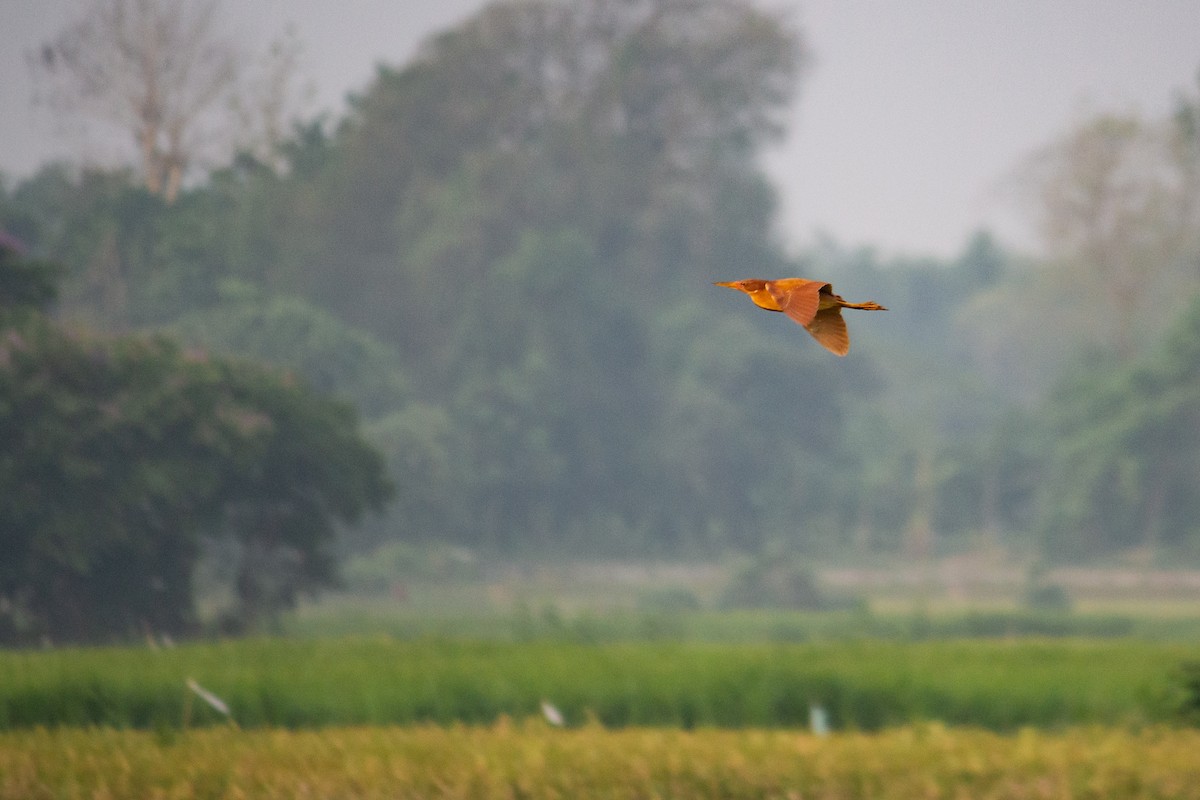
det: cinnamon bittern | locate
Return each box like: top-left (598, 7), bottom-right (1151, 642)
top-left (714, 278), bottom-right (886, 356)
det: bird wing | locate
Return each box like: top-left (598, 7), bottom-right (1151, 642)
top-left (768, 279), bottom-right (825, 327)
top-left (804, 306), bottom-right (850, 356)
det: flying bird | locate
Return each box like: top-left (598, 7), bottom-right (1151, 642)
top-left (714, 278), bottom-right (886, 356)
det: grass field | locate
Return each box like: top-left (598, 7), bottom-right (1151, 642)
top-left (1, 637), bottom-right (1196, 731)
top-left (284, 597), bottom-right (1200, 642)
top-left (4, 722), bottom-right (1200, 799)
top-left (291, 554), bottom-right (1200, 643)
top-left (9, 557), bottom-right (1200, 796)
top-left (5, 601), bottom-right (1200, 797)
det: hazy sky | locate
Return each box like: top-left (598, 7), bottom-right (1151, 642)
top-left (2, 0), bottom-right (1197, 258)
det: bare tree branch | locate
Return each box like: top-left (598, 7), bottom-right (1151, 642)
top-left (31, 0), bottom-right (242, 202)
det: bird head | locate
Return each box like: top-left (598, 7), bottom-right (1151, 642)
top-left (713, 280), bottom-right (766, 294)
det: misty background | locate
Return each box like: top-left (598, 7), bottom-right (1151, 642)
top-left (2, 0), bottom-right (1200, 642)
top-left (5, 0), bottom-right (1198, 257)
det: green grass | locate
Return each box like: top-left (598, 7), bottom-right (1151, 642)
top-left (0, 637), bottom-right (1195, 732)
top-left (284, 597), bottom-right (1200, 643)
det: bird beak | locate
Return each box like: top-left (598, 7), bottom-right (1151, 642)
top-left (713, 281), bottom-right (738, 289)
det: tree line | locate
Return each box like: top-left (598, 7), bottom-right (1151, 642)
top-left (0, 241), bottom-right (391, 642)
top-left (4, 0), bottom-right (1200, 641)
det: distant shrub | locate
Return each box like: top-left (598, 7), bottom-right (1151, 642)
top-left (718, 553), bottom-right (856, 611)
top-left (1171, 661), bottom-right (1200, 725)
top-left (342, 542), bottom-right (480, 592)
top-left (636, 587), bottom-right (702, 613)
top-left (1024, 582), bottom-right (1072, 612)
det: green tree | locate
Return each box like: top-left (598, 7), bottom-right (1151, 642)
top-left (298, 0), bottom-right (809, 555)
top-left (4, 166), bottom-right (230, 330)
top-left (1035, 295), bottom-right (1200, 561)
top-left (7, 0), bottom-right (918, 562)
top-left (314, 0), bottom-right (801, 344)
top-left (208, 354), bottom-right (394, 631)
top-left (171, 281), bottom-right (410, 417)
top-left (0, 247), bottom-right (60, 321)
top-left (0, 251), bottom-right (391, 641)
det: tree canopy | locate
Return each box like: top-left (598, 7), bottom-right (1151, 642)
top-left (4, 0), bottom-right (1200, 619)
top-left (0, 248), bottom-right (391, 641)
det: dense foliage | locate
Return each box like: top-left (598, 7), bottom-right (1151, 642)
top-left (1036, 298), bottom-right (1200, 560)
top-left (0, 248), bottom-right (392, 641)
top-left (2, 0), bottom-right (1200, 582)
top-left (5, 0), bottom-right (859, 559)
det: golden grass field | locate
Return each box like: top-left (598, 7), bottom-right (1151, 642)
top-left (3, 721), bottom-right (1200, 799)
top-left (8, 558), bottom-right (1200, 798)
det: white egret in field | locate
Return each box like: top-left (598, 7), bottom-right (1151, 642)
top-left (187, 678), bottom-right (233, 719)
top-left (809, 702), bottom-right (830, 737)
top-left (541, 699), bottom-right (564, 727)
